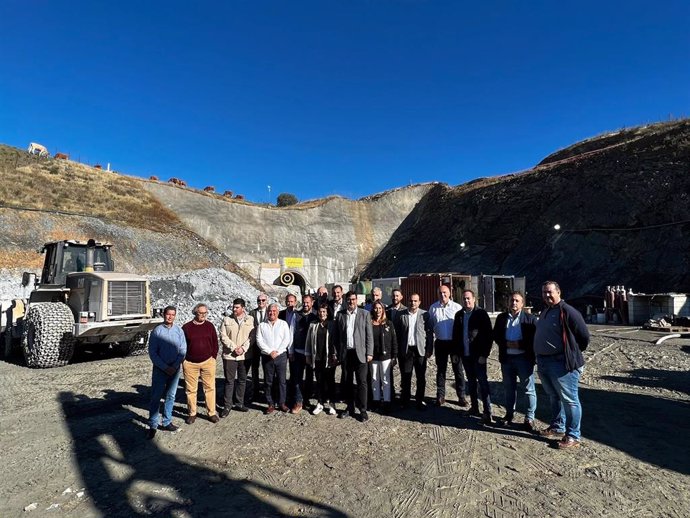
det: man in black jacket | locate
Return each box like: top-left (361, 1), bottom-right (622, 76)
top-left (452, 289), bottom-right (494, 424)
top-left (493, 291), bottom-right (538, 431)
top-left (534, 281), bottom-right (590, 449)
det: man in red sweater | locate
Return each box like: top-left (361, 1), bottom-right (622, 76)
top-left (182, 303), bottom-right (220, 424)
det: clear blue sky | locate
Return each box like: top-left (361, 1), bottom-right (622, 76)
top-left (1, 1), bottom-right (688, 203)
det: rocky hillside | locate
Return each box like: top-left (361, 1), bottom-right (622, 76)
top-left (2, 119), bottom-right (688, 307)
top-left (361, 120), bottom-right (690, 305)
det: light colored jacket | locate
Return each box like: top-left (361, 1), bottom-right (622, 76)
top-left (219, 314), bottom-right (255, 361)
top-left (305, 320), bottom-right (336, 362)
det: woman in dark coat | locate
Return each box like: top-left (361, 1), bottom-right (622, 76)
top-left (369, 300), bottom-right (398, 413)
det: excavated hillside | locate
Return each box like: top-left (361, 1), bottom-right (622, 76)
top-left (361, 119), bottom-right (690, 304)
top-left (2, 119), bottom-right (689, 304)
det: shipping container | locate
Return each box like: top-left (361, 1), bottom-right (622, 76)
top-left (371, 277), bottom-right (405, 305)
top-left (627, 293), bottom-right (690, 325)
top-left (401, 273), bottom-right (473, 310)
top-left (478, 275), bottom-right (526, 313)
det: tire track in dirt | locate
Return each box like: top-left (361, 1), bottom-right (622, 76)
top-left (392, 425), bottom-right (482, 518)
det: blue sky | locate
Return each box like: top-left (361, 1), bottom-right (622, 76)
top-left (1, 1), bottom-right (688, 203)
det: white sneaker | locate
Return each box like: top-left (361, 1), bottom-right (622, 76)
top-left (312, 403), bottom-right (324, 415)
top-left (326, 405), bottom-right (336, 416)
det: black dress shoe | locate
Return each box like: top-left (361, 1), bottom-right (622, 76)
top-left (416, 401), bottom-right (428, 411)
top-left (185, 415), bottom-right (196, 425)
top-left (338, 409), bottom-right (353, 419)
top-left (233, 406), bottom-right (249, 412)
top-left (160, 423), bottom-right (179, 432)
top-left (220, 408), bottom-right (231, 418)
top-left (146, 428), bottom-right (156, 440)
top-left (360, 411), bottom-right (369, 422)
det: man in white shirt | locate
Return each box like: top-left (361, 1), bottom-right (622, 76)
top-left (257, 303), bottom-right (292, 414)
top-left (428, 285), bottom-right (467, 407)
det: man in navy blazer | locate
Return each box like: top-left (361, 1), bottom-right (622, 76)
top-left (395, 293), bottom-right (434, 409)
top-left (334, 291), bottom-right (374, 421)
top-left (452, 289), bottom-right (494, 424)
top-left (493, 291), bottom-right (538, 431)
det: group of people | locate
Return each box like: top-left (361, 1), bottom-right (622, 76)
top-left (147, 281), bottom-right (590, 450)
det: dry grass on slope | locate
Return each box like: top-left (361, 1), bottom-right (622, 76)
top-left (0, 146), bottom-right (181, 232)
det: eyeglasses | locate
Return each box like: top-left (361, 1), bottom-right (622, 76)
top-left (258, 299), bottom-right (267, 302)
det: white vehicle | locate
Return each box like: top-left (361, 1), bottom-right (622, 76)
top-left (1, 239), bottom-right (162, 368)
top-left (27, 142), bottom-right (49, 157)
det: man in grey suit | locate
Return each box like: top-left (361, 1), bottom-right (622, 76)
top-left (334, 290), bottom-right (374, 421)
top-left (396, 293), bottom-right (433, 410)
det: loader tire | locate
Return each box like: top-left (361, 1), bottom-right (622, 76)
top-left (113, 332), bottom-right (149, 357)
top-left (22, 303), bottom-right (75, 368)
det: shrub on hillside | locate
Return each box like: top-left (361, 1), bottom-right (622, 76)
top-left (277, 193), bottom-right (298, 207)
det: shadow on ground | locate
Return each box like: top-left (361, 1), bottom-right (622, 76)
top-left (59, 389), bottom-right (347, 517)
top-left (391, 375), bottom-right (690, 476)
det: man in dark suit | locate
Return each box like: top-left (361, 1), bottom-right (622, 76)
top-left (334, 290), bottom-right (373, 421)
top-left (328, 285), bottom-right (345, 321)
top-left (386, 288), bottom-right (407, 324)
top-left (287, 294), bottom-right (318, 413)
top-left (279, 293), bottom-right (303, 410)
top-left (395, 293), bottom-right (433, 410)
top-left (452, 289), bottom-right (494, 424)
top-left (493, 291), bottom-right (538, 431)
top-left (247, 293), bottom-right (269, 403)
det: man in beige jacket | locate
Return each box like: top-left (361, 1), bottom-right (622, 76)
top-left (219, 298), bottom-right (255, 417)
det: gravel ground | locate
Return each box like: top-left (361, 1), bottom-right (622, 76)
top-left (0, 324), bottom-right (688, 517)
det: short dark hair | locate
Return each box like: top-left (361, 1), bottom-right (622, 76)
top-left (345, 290), bottom-right (357, 300)
top-left (462, 289), bottom-right (476, 298)
top-left (542, 281), bottom-right (561, 292)
top-left (333, 284), bottom-right (343, 291)
top-left (302, 294), bottom-right (314, 302)
top-left (233, 298), bottom-right (246, 307)
top-left (392, 288), bottom-right (402, 296)
top-left (163, 305), bottom-right (177, 315)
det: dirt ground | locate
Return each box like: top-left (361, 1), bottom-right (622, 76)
top-left (1, 325), bottom-right (688, 518)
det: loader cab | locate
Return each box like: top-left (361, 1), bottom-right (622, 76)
top-left (40, 240), bottom-right (114, 286)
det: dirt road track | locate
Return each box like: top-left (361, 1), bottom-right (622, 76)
top-left (0, 327), bottom-right (688, 517)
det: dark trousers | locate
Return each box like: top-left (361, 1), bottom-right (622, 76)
top-left (462, 356), bottom-right (492, 415)
top-left (400, 349), bottom-right (427, 403)
top-left (222, 359), bottom-right (247, 408)
top-left (343, 349), bottom-right (368, 411)
top-left (263, 353), bottom-right (287, 407)
top-left (314, 361), bottom-right (336, 404)
top-left (289, 352), bottom-right (307, 404)
top-left (245, 345), bottom-right (263, 402)
top-left (304, 364), bottom-right (314, 400)
top-left (435, 339), bottom-right (466, 399)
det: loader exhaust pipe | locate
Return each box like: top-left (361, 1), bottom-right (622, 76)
top-left (85, 239), bottom-right (96, 272)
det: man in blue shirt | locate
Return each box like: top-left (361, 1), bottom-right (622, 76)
top-left (147, 306), bottom-right (187, 439)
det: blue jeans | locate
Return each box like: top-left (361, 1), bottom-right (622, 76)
top-left (537, 354), bottom-right (583, 439)
top-left (501, 355), bottom-right (537, 421)
top-left (462, 357), bottom-right (492, 415)
top-left (149, 365), bottom-right (182, 429)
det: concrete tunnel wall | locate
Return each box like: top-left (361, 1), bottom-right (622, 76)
top-left (144, 182), bottom-right (435, 291)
